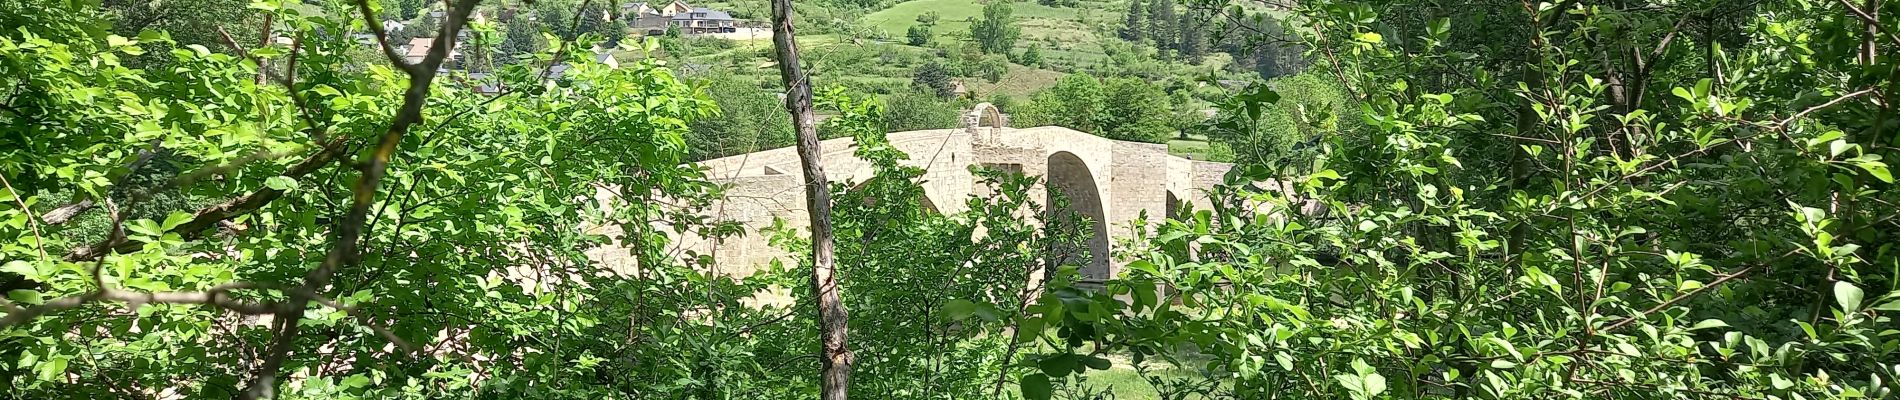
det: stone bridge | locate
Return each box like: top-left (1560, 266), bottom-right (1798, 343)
top-left (643, 104), bottom-right (1233, 284)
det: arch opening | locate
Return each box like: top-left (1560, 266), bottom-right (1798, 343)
top-left (1044, 151), bottom-right (1110, 283)
top-left (1165, 190), bottom-right (1183, 221)
top-left (977, 103), bottom-right (1005, 128)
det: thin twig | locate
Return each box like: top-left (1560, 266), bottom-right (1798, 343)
top-left (1599, 265), bottom-right (1755, 333)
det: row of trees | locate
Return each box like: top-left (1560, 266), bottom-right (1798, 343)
top-left (1121, 0), bottom-right (1210, 64)
top-left (1015, 73), bottom-right (1177, 143)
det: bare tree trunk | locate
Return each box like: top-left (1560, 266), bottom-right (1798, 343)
top-left (768, 0), bottom-right (852, 398)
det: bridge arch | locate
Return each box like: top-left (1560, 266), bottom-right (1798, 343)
top-left (972, 102), bottom-right (1006, 128)
top-left (1044, 151), bottom-right (1110, 282)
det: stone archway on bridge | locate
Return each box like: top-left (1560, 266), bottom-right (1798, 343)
top-left (1045, 151), bottom-right (1110, 282)
top-left (967, 103), bottom-right (1007, 145)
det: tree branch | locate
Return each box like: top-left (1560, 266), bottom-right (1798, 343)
top-left (240, 0), bottom-right (481, 397)
top-left (1599, 266), bottom-right (1755, 333)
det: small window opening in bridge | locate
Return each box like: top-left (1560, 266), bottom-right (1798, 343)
top-left (977, 163), bottom-right (1023, 175)
top-left (761, 165), bottom-right (786, 175)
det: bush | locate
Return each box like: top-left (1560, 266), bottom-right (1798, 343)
top-left (686, 73), bottom-right (796, 160)
top-left (881, 90), bottom-right (962, 132)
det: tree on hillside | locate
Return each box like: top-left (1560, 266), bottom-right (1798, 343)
top-left (1215, 15), bottom-right (1308, 79)
top-left (1097, 78), bottom-right (1172, 143)
top-left (1019, 44), bottom-right (1044, 68)
top-left (688, 74), bottom-right (796, 160)
top-left (978, 54), bottom-right (1008, 83)
top-left (881, 90), bottom-right (961, 131)
top-left (397, 0), bottom-right (425, 19)
top-left (412, 13), bottom-right (441, 38)
top-left (603, 18), bottom-right (628, 46)
top-left (1177, 9), bottom-right (1206, 64)
top-left (915, 11), bottom-right (939, 26)
top-left (969, 2), bottom-right (1018, 54)
top-left (1118, 0), bottom-right (1144, 42)
top-left (501, 17), bottom-right (545, 60)
top-left (1021, 73), bottom-right (1106, 133)
top-left (906, 25), bottom-right (931, 46)
top-left (576, 1), bottom-right (609, 37)
top-left (911, 61), bottom-right (955, 99)
top-left (1145, 0), bottom-right (1176, 53)
top-left (533, 0), bottom-right (573, 38)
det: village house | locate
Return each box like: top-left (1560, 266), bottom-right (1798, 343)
top-left (671, 7), bottom-right (736, 33)
top-left (623, 1), bottom-right (736, 35)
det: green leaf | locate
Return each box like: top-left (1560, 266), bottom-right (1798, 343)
top-left (7, 289), bottom-right (43, 305)
top-left (1857, 160), bottom-right (1893, 183)
top-left (1080, 355), bottom-right (1111, 370)
top-left (943, 299), bottom-right (978, 320)
top-left (340, 374), bottom-right (371, 388)
top-left (1427, 17), bottom-right (1450, 37)
top-left (1015, 317), bottom-right (1044, 343)
top-left (1671, 87), bottom-right (1694, 102)
top-left (1364, 372), bottom-right (1386, 397)
top-left (1021, 373), bottom-right (1052, 400)
top-left (1872, 299), bottom-right (1900, 312)
top-left (1689, 319), bottom-right (1729, 331)
top-left (1, 261), bottom-right (34, 278)
top-left (264, 176), bottom-right (299, 191)
top-left (1357, 32), bottom-right (1383, 43)
top-left (1039, 354), bottom-right (1078, 377)
top-left (160, 212), bottom-right (193, 231)
top-left (1131, 282), bottom-right (1156, 312)
top-left (1835, 281), bottom-right (1863, 313)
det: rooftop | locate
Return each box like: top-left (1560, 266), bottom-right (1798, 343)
top-left (672, 7), bottom-right (733, 20)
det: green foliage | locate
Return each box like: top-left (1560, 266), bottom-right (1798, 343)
top-left (602, 18), bottom-right (628, 47)
top-left (396, 0), bottom-right (425, 20)
top-left (686, 73), bottom-right (796, 160)
top-left (1120, 0), bottom-right (1145, 42)
top-left (1021, 73), bottom-right (1107, 132)
top-left (102, 0), bottom-right (258, 62)
top-left (969, 1), bottom-right (1019, 54)
top-left (410, 12), bottom-right (440, 39)
top-left (880, 90), bottom-right (962, 132)
top-left (1099, 77), bottom-right (1174, 142)
top-left (1020, 73), bottom-right (1173, 143)
top-left (906, 24), bottom-right (931, 46)
top-left (1144, 0), bottom-right (1176, 53)
top-left (0, 3), bottom-right (792, 398)
top-left (1205, 72), bottom-right (1354, 173)
top-left (500, 14), bottom-right (545, 60)
top-left (574, 1), bottom-right (609, 38)
top-left (1176, 9), bottom-right (1206, 65)
top-left (533, 0), bottom-right (574, 39)
top-left (1019, 43), bottom-right (1044, 68)
top-left (911, 61), bottom-right (955, 99)
top-left (1018, 0), bottom-right (1900, 398)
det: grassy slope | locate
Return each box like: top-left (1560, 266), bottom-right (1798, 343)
top-left (862, 0), bottom-right (1127, 94)
top-left (966, 63), bottom-right (1067, 98)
